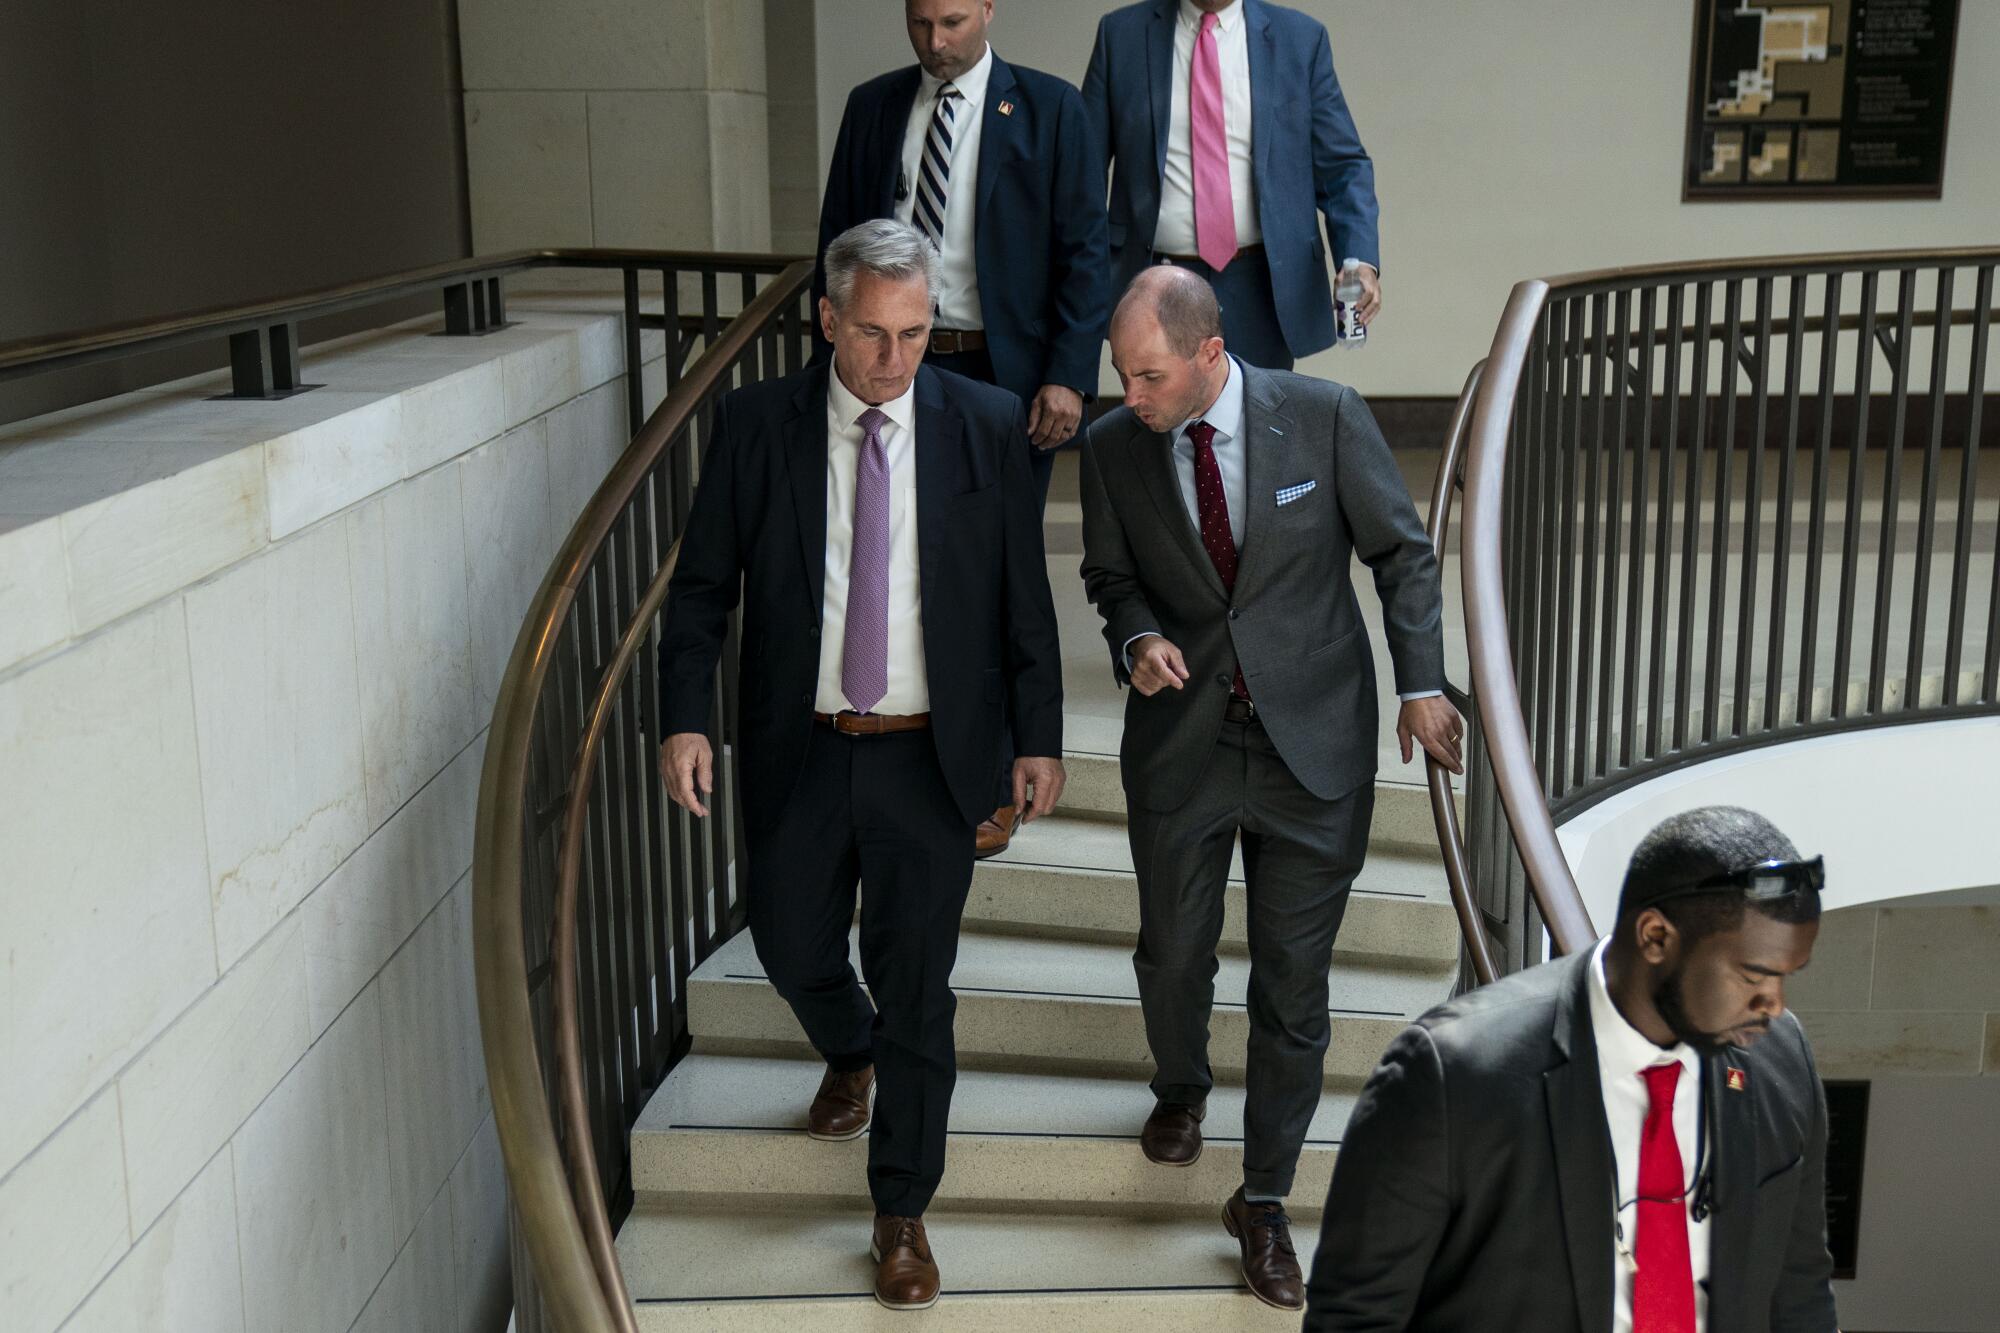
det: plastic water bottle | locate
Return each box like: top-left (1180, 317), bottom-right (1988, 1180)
top-left (1335, 264), bottom-right (1368, 348)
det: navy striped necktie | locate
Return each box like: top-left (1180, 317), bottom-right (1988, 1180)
top-left (913, 82), bottom-right (959, 251)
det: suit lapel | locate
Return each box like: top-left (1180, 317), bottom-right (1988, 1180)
top-left (879, 69), bottom-right (923, 215)
top-left (1705, 1049), bottom-right (1762, 1332)
top-left (1147, 0), bottom-right (1175, 182)
top-left (1544, 957), bottom-right (1616, 1333)
top-left (912, 367), bottom-right (958, 631)
top-left (1231, 363), bottom-right (1294, 599)
top-left (784, 365), bottom-right (832, 619)
top-left (974, 57), bottom-right (1019, 224)
top-left (1134, 425), bottom-right (1226, 600)
top-left (1244, 0), bottom-right (1276, 182)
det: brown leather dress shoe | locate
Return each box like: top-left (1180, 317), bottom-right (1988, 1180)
top-left (973, 805), bottom-right (1020, 859)
top-left (806, 1064), bottom-right (874, 1141)
top-left (1222, 1187), bottom-right (1304, 1310)
top-left (1140, 1099), bottom-right (1206, 1166)
top-left (870, 1213), bottom-right (941, 1311)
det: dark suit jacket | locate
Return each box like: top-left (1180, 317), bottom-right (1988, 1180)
top-left (1078, 362), bottom-right (1443, 812)
top-left (1082, 0), bottom-right (1379, 359)
top-left (656, 364), bottom-right (1063, 829)
top-left (1305, 951), bottom-right (1839, 1333)
top-left (815, 55), bottom-right (1109, 440)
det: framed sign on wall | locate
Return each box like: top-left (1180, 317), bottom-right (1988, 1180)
top-left (1683, 0), bottom-right (1961, 200)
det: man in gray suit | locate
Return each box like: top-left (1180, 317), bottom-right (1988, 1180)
top-left (1079, 266), bottom-right (1462, 1310)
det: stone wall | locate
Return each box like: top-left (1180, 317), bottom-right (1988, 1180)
top-left (0, 297), bottom-right (661, 1333)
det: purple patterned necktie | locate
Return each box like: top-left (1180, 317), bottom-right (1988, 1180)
top-left (842, 407), bottom-right (891, 713)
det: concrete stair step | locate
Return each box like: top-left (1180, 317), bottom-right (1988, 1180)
top-left (621, 1207), bottom-right (1308, 1328)
top-left (630, 1052), bottom-right (1352, 1210)
top-left (972, 820), bottom-right (1457, 966)
top-left (687, 928), bottom-right (1446, 1084)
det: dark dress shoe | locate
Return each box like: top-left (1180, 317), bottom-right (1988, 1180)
top-left (806, 1064), bottom-right (874, 1141)
top-left (1223, 1187), bottom-right (1304, 1310)
top-left (973, 804), bottom-right (1020, 859)
top-left (1140, 1099), bottom-right (1206, 1166)
top-left (870, 1213), bottom-right (941, 1310)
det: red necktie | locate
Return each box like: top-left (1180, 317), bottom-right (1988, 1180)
top-left (1188, 420), bottom-right (1247, 700)
top-left (1633, 1063), bottom-right (1697, 1333)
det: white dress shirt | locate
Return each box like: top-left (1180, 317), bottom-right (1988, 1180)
top-left (1122, 356), bottom-right (1440, 700)
top-left (817, 370), bottom-right (929, 715)
top-left (1154, 0), bottom-right (1260, 256)
top-left (895, 43), bottom-right (992, 330)
top-left (1589, 937), bottom-right (1712, 1333)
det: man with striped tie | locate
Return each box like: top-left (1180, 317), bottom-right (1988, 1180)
top-left (816, 0), bottom-right (1109, 856)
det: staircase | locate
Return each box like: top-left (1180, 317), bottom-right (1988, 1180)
top-left (615, 729), bottom-right (1462, 1328)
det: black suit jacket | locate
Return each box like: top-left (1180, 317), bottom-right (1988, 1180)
top-left (657, 364), bottom-right (1063, 830)
top-left (1306, 951), bottom-right (1838, 1333)
top-left (815, 55), bottom-right (1109, 436)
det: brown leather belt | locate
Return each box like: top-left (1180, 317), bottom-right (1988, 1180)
top-left (1223, 695), bottom-right (1257, 724)
top-left (1152, 242), bottom-right (1266, 267)
top-left (814, 710), bottom-right (932, 735)
top-left (928, 328), bottom-right (986, 354)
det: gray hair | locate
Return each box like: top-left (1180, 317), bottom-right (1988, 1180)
top-left (823, 219), bottom-right (941, 310)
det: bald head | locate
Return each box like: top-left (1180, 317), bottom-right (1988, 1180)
top-left (1108, 267), bottom-right (1230, 435)
top-left (1113, 266), bottom-right (1224, 358)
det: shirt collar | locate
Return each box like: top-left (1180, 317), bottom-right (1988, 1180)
top-left (1177, 355), bottom-right (1245, 445)
top-left (1179, 0), bottom-right (1244, 34)
top-left (918, 42), bottom-right (994, 106)
top-left (1588, 937), bottom-right (1698, 1083)
top-left (827, 365), bottom-right (917, 439)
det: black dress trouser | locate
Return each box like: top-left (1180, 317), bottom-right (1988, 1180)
top-left (744, 723), bottom-right (977, 1217)
top-left (926, 345), bottom-right (1053, 809)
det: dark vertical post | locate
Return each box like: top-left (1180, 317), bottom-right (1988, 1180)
top-left (1672, 282), bottom-right (1714, 751)
top-left (1798, 272), bottom-right (1843, 723)
top-left (1866, 269), bottom-right (1917, 713)
top-left (1944, 266), bottom-right (1993, 702)
top-left (1904, 266), bottom-right (1954, 702)
top-left (1622, 286), bottom-right (1657, 767)
top-left (444, 281), bottom-right (474, 335)
top-left (1576, 291), bottom-right (1609, 789)
top-left (1648, 285), bottom-right (1683, 760)
top-left (269, 321), bottom-right (303, 393)
top-left (1703, 280), bottom-right (1741, 743)
top-left (1832, 270), bottom-right (1879, 719)
top-left (1765, 274), bottom-right (1807, 732)
top-left (487, 275), bottom-right (506, 326)
top-left (623, 268), bottom-right (644, 437)
top-left (1598, 288), bottom-right (1631, 778)
top-left (663, 269), bottom-right (684, 389)
top-left (228, 328), bottom-right (272, 398)
top-left (1551, 299), bottom-right (1582, 800)
top-left (1732, 277), bottom-right (1772, 737)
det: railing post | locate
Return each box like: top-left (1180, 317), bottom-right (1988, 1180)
top-left (444, 281), bottom-right (474, 335)
top-left (227, 328), bottom-right (271, 398)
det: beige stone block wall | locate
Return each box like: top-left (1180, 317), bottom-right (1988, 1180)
top-left (1791, 898), bottom-right (2000, 1078)
top-left (0, 300), bottom-right (664, 1333)
top-left (763, 0), bottom-right (820, 256)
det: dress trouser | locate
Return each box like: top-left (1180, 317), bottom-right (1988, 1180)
top-left (744, 724), bottom-right (977, 1217)
top-left (926, 344), bottom-right (1052, 811)
top-left (1127, 713), bottom-right (1374, 1198)
top-left (1151, 251), bottom-right (1295, 371)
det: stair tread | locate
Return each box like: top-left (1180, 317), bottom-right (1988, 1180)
top-left (985, 815), bottom-right (1450, 904)
top-left (694, 923), bottom-right (1452, 1021)
top-left (635, 1052), bottom-right (1358, 1144)
top-left (618, 1204), bottom-right (1316, 1308)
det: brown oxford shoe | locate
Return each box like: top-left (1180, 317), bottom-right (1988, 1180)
top-left (870, 1213), bottom-right (941, 1311)
top-left (806, 1064), bottom-right (874, 1141)
top-left (1222, 1187), bottom-right (1304, 1311)
top-left (1140, 1099), bottom-right (1206, 1166)
top-left (973, 804), bottom-right (1020, 859)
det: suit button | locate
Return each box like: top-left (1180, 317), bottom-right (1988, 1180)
top-left (809, 624), bottom-right (820, 638)
top-left (801, 693), bottom-right (812, 706)
top-left (1215, 675), bottom-right (1229, 687)
top-left (1228, 608), bottom-right (1241, 620)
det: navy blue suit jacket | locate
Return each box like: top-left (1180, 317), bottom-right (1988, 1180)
top-left (657, 364), bottom-right (1064, 830)
top-left (815, 55), bottom-right (1109, 432)
top-left (1083, 0), bottom-right (1379, 359)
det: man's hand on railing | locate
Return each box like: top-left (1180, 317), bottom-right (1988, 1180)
top-left (660, 732), bottom-right (714, 818)
top-left (1398, 696), bottom-right (1465, 775)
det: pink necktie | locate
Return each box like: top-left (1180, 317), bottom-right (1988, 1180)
top-left (1190, 11), bottom-right (1237, 271)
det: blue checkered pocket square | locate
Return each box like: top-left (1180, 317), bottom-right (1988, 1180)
top-left (1275, 480), bottom-right (1317, 506)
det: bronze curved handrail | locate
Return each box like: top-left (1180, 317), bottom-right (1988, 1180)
top-left (1445, 243), bottom-right (2000, 971)
top-left (1423, 360), bottom-right (1500, 986)
top-left (473, 260), bottom-right (815, 1331)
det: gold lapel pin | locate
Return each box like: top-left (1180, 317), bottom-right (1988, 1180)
top-left (998, 100), bottom-right (1015, 117)
top-left (1725, 1067), bottom-right (1748, 1092)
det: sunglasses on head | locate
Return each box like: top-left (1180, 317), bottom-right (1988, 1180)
top-left (1648, 855), bottom-right (1825, 907)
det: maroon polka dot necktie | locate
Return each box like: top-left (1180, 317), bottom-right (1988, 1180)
top-left (1188, 419), bottom-right (1247, 700)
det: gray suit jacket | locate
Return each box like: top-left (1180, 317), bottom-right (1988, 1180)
top-left (1079, 364), bottom-right (1443, 812)
top-left (1305, 952), bottom-right (1839, 1333)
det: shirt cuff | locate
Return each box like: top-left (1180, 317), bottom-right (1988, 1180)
top-left (1398, 689), bottom-right (1444, 702)
top-left (1122, 631), bottom-right (1161, 673)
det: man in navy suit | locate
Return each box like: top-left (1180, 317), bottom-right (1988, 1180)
top-left (817, 0), bottom-right (1109, 857)
top-left (1083, 0), bottom-right (1382, 370)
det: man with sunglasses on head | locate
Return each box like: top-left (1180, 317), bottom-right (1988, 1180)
top-left (1304, 805), bottom-right (1839, 1333)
